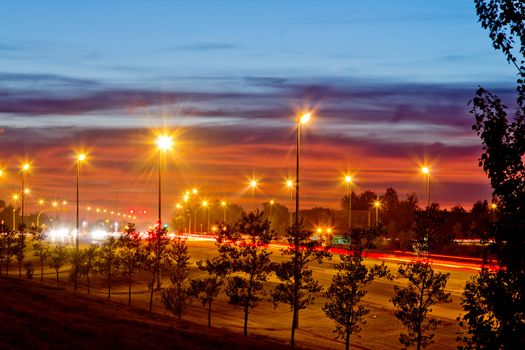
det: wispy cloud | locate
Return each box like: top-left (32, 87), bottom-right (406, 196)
top-left (167, 42), bottom-right (240, 51)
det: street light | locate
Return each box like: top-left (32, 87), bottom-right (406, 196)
top-left (373, 200), bottom-right (381, 225)
top-left (191, 188), bottom-right (199, 234)
top-left (286, 179), bottom-right (294, 226)
top-left (491, 202), bottom-right (497, 223)
top-left (269, 199), bottom-right (275, 222)
top-left (291, 111), bottom-right (311, 344)
top-left (421, 166), bottom-right (430, 207)
top-left (250, 179), bottom-right (257, 211)
top-left (76, 153), bottom-right (86, 257)
top-left (202, 200), bottom-right (209, 233)
top-left (221, 200), bottom-right (227, 222)
top-left (11, 194), bottom-right (19, 230)
top-left (155, 135), bottom-right (173, 229)
top-left (295, 112), bottom-right (311, 226)
top-left (345, 175), bottom-right (352, 230)
top-left (20, 163), bottom-right (30, 229)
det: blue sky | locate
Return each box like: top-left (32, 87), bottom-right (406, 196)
top-left (0, 0), bottom-right (520, 213)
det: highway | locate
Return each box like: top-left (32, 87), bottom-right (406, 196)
top-left (185, 238), bottom-right (476, 321)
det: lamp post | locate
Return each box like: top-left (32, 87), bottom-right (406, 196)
top-left (345, 175), bottom-right (352, 230)
top-left (286, 180), bottom-right (293, 226)
top-left (421, 166), bottom-right (430, 208)
top-left (12, 194), bottom-right (19, 231)
top-left (76, 153), bottom-right (86, 255)
top-left (250, 180), bottom-right (257, 211)
top-left (295, 113), bottom-right (310, 225)
top-left (221, 201), bottom-right (227, 222)
top-left (491, 202), bottom-right (497, 223)
top-left (291, 112), bottom-right (311, 345)
top-left (373, 200), bottom-right (380, 225)
top-left (20, 163), bottom-right (30, 228)
top-left (183, 194), bottom-right (190, 233)
top-left (269, 199), bottom-right (274, 221)
top-left (150, 134), bottom-right (173, 312)
top-left (192, 188), bottom-right (198, 234)
top-left (202, 201), bottom-right (209, 233)
top-left (156, 136), bottom-right (173, 228)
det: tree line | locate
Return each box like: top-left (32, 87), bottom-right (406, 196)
top-left (2, 212), bottom-right (457, 350)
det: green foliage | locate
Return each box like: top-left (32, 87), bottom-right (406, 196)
top-left (68, 249), bottom-right (83, 289)
top-left (189, 238), bottom-right (233, 327)
top-left (272, 220), bottom-right (331, 345)
top-left (379, 188), bottom-right (418, 237)
top-left (144, 226), bottom-right (170, 311)
top-left (162, 237), bottom-right (191, 319)
top-left (79, 244), bottom-right (98, 294)
top-left (220, 210), bottom-right (275, 336)
top-left (412, 203), bottom-right (455, 254)
top-left (261, 201), bottom-right (291, 235)
top-left (323, 251), bottom-right (389, 350)
top-left (0, 230), bottom-right (16, 274)
top-left (48, 244), bottom-right (70, 287)
top-left (117, 223), bottom-right (144, 305)
top-left (391, 262), bottom-right (451, 350)
top-left (457, 268), bottom-right (525, 349)
top-left (13, 232), bottom-right (27, 278)
top-left (345, 224), bottom-right (386, 250)
top-left (474, 0), bottom-right (525, 77)
top-left (96, 237), bottom-right (119, 300)
top-left (461, 2), bottom-right (525, 348)
top-left (32, 230), bottom-right (50, 282)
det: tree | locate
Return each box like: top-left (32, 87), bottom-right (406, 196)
top-left (323, 250), bottom-right (389, 350)
top-left (162, 236), bottom-right (191, 319)
top-left (48, 244), bottom-right (70, 287)
top-left (470, 200), bottom-right (491, 239)
top-left (391, 262), bottom-right (451, 350)
top-left (79, 244), bottom-right (98, 294)
top-left (117, 223), bottom-right (144, 305)
top-left (144, 226), bottom-right (170, 312)
top-left (32, 229), bottom-right (50, 282)
top-left (189, 238), bottom-right (233, 327)
top-left (221, 211), bottom-right (275, 336)
top-left (68, 248), bottom-right (83, 291)
top-left (346, 224), bottom-right (386, 251)
top-left (261, 201), bottom-right (290, 235)
top-left (13, 232), bottom-right (26, 278)
top-left (458, 2), bottom-right (525, 347)
top-left (96, 237), bottom-right (119, 300)
top-left (0, 230), bottom-right (16, 275)
top-left (272, 220), bottom-right (331, 346)
top-left (412, 203), bottom-right (454, 255)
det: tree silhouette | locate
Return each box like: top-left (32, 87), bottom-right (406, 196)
top-left (324, 249), bottom-right (389, 350)
top-left (458, 1), bottom-right (525, 348)
top-left (189, 231), bottom-right (233, 327)
top-left (391, 262), bottom-right (451, 350)
top-left (221, 211), bottom-right (275, 336)
top-left (117, 223), bottom-right (144, 305)
top-left (96, 237), bottom-right (120, 300)
top-left (162, 236), bottom-right (191, 319)
top-left (32, 229), bottom-right (50, 282)
top-left (79, 244), bottom-right (98, 294)
top-left (0, 230), bottom-right (16, 275)
top-left (272, 220), bottom-right (331, 346)
top-left (14, 232), bottom-right (26, 278)
top-left (49, 244), bottom-right (70, 287)
top-left (144, 226), bottom-right (170, 312)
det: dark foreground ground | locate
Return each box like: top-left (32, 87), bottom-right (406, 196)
top-left (0, 277), bottom-right (292, 350)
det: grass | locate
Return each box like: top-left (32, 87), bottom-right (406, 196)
top-left (0, 276), bottom-right (291, 350)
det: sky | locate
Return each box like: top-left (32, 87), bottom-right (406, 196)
top-left (0, 0), bottom-right (520, 221)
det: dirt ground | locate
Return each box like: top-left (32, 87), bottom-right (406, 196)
top-left (1, 240), bottom-right (471, 349)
